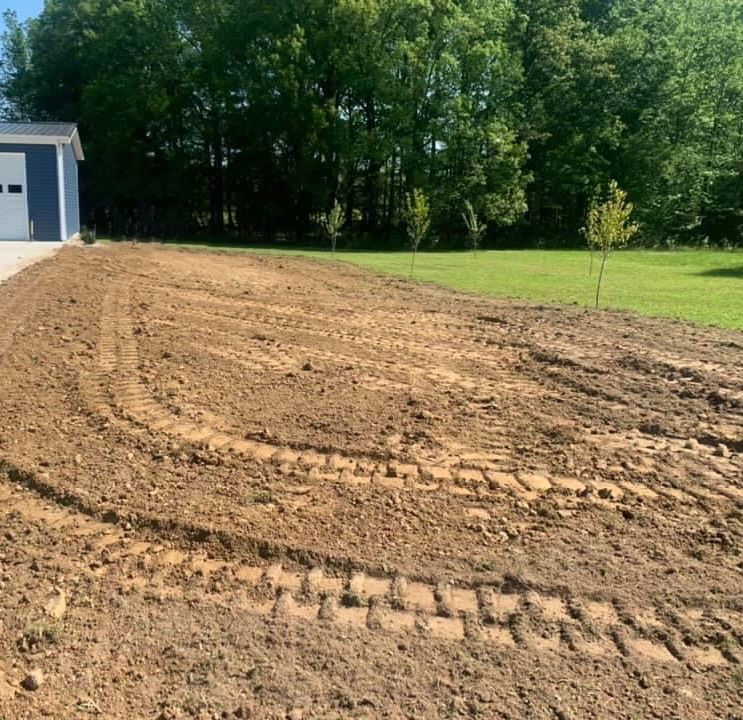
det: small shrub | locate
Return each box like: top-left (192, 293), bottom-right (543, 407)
top-left (319, 201), bottom-right (344, 254)
top-left (80, 227), bottom-right (96, 245)
top-left (462, 200), bottom-right (486, 253)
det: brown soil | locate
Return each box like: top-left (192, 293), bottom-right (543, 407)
top-left (1, 243), bottom-right (742, 719)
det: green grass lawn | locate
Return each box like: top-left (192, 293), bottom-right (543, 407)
top-left (123, 240), bottom-right (743, 330)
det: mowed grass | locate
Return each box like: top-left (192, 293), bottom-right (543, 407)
top-left (130, 240), bottom-right (743, 330)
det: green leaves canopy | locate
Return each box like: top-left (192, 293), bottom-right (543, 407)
top-left (1, 0), bottom-right (741, 247)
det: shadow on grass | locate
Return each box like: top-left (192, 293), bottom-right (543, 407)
top-left (695, 266), bottom-right (743, 279)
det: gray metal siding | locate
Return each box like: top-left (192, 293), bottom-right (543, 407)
top-left (63, 143), bottom-right (80, 237)
top-left (0, 143), bottom-right (60, 241)
top-left (0, 122), bottom-right (77, 138)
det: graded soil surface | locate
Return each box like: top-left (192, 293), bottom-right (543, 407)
top-left (0, 244), bottom-right (742, 719)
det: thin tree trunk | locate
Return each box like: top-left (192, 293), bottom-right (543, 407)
top-left (385, 153), bottom-right (398, 242)
top-left (381, 160), bottom-right (389, 229)
top-left (345, 184), bottom-right (355, 227)
top-left (210, 115), bottom-right (225, 235)
top-left (595, 252), bottom-right (608, 308)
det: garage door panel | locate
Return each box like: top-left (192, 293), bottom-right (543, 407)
top-left (0, 153), bottom-right (29, 240)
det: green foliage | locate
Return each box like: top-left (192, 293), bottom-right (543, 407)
top-left (586, 181), bottom-right (639, 307)
top-left (592, 0), bottom-right (740, 247)
top-left (1, 0), bottom-right (742, 247)
top-left (462, 200), bottom-right (487, 253)
top-left (0, 11), bottom-right (33, 119)
top-left (319, 200), bottom-right (344, 254)
top-left (79, 227), bottom-right (96, 245)
top-left (404, 188), bottom-right (431, 275)
top-left (586, 181), bottom-right (638, 254)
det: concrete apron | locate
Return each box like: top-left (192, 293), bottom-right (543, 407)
top-left (0, 241), bottom-right (64, 284)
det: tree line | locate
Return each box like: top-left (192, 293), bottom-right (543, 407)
top-left (1, 0), bottom-right (742, 248)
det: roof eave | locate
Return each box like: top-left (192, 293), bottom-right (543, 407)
top-left (0, 131), bottom-right (85, 160)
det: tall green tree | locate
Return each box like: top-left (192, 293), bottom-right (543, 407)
top-left (609, 0), bottom-right (743, 245)
top-left (2, 0), bottom-right (741, 247)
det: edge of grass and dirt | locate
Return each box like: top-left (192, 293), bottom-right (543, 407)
top-left (99, 239), bottom-right (743, 331)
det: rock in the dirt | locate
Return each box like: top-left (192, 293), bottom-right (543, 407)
top-left (714, 444), bottom-right (731, 458)
top-left (21, 669), bottom-right (44, 691)
top-left (684, 438), bottom-right (699, 450)
top-left (302, 361), bottom-right (313, 371)
top-left (45, 590), bottom-right (67, 620)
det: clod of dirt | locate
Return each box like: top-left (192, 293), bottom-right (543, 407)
top-left (44, 590), bottom-right (67, 620)
top-left (0, 672), bottom-right (16, 700)
top-left (21, 669), bottom-right (44, 692)
top-left (341, 590), bottom-right (365, 608)
top-left (318, 594), bottom-right (338, 621)
top-left (714, 443), bottom-right (731, 458)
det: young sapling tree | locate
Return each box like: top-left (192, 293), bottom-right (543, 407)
top-left (585, 180), bottom-right (639, 308)
top-left (462, 200), bottom-right (486, 254)
top-left (320, 200), bottom-right (344, 254)
top-left (404, 189), bottom-right (431, 276)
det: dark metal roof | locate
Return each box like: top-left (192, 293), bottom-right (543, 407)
top-left (0, 122), bottom-right (78, 138)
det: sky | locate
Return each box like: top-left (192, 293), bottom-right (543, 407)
top-left (1, 0), bottom-right (43, 32)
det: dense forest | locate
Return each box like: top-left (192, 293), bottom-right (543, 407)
top-left (1, 0), bottom-right (742, 247)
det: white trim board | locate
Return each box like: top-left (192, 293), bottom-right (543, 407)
top-left (56, 143), bottom-right (67, 242)
top-left (0, 133), bottom-right (84, 161)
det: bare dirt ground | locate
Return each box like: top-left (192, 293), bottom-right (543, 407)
top-left (1, 243), bottom-right (742, 719)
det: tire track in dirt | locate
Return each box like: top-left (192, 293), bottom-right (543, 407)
top-left (78, 288), bottom-right (127, 425)
top-left (172, 305), bottom-right (524, 397)
top-left (532, 337), bottom-right (743, 448)
top-left (137, 281), bottom-right (497, 353)
top-left (203, 337), bottom-right (415, 396)
top-left (0, 260), bottom-right (61, 360)
top-left (141, 283), bottom-right (543, 396)
top-left (169, 321), bottom-right (534, 459)
top-left (191, 331), bottom-right (740, 506)
top-left (584, 430), bottom-right (743, 505)
top-left (521, 339), bottom-right (742, 506)
top-left (0, 468), bottom-right (734, 668)
top-left (86, 282), bottom-right (722, 513)
top-left (150, 289), bottom-right (742, 505)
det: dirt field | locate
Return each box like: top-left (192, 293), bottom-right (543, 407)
top-left (1, 243), bottom-right (742, 719)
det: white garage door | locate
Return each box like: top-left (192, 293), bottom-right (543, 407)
top-left (0, 153), bottom-right (29, 241)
